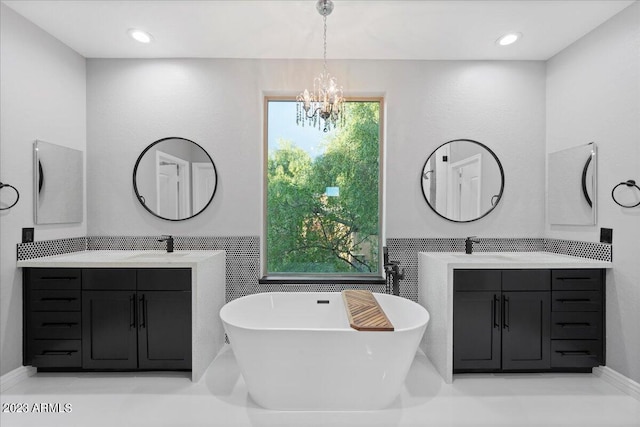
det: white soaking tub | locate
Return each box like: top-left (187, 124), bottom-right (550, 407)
top-left (219, 292), bottom-right (429, 411)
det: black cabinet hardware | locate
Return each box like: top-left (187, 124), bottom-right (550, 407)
top-left (41, 322), bottom-right (78, 328)
top-left (41, 350), bottom-right (78, 356)
top-left (557, 322), bottom-right (591, 328)
top-left (555, 350), bottom-right (594, 357)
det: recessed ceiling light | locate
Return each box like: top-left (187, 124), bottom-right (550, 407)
top-left (496, 33), bottom-right (521, 46)
top-left (127, 29), bottom-right (153, 44)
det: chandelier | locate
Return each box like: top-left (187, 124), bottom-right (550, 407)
top-left (296, 0), bottom-right (344, 132)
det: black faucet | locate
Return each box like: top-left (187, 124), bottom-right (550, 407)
top-left (465, 236), bottom-right (480, 254)
top-left (158, 235), bottom-right (174, 253)
top-left (383, 246), bottom-right (405, 296)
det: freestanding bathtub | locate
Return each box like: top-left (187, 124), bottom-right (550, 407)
top-left (219, 291), bottom-right (429, 411)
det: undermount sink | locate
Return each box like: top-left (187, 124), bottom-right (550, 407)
top-left (127, 252), bottom-right (189, 259)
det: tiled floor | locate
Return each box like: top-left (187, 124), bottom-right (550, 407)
top-left (2, 346), bottom-right (639, 427)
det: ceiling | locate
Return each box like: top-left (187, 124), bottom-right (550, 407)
top-left (2, 0), bottom-right (635, 60)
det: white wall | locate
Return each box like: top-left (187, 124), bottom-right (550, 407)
top-left (86, 59), bottom-right (546, 239)
top-left (2, 0), bottom-right (634, 386)
top-left (0, 4), bottom-right (86, 376)
top-left (546, 2), bottom-right (640, 382)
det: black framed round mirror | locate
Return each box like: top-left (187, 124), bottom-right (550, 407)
top-left (421, 139), bottom-right (504, 222)
top-left (133, 137), bottom-right (218, 221)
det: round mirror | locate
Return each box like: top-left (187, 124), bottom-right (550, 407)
top-left (133, 137), bottom-right (218, 221)
top-left (421, 139), bottom-right (504, 222)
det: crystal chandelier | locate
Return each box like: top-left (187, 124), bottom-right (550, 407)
top-left (296, 0), bottom-right (344, 132)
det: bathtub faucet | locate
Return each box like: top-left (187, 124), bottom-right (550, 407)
top-left (383, 246), bottom-right (405, 296)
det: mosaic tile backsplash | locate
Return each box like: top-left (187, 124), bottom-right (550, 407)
top-left (17, 236), bottom-right (612, 303)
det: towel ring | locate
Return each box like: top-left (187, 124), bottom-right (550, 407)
top-left (0, 182), bottom-right (20, 210)
top-left (611, 179), bottom-right (640, 208)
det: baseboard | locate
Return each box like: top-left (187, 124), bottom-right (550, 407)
top-left (594, 366), bottom-right (640, 401)
top-left (0, 366), bottom-right (36, 392)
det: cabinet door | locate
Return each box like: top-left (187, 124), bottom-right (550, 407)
top-left (501, 291), bottom-right (550, 370)
top-left (453, 291), bottom-right (501, 371)
top-left (137, 291), bottom-right (192, 370)
top-left (82, 291), bottom-right (137, 369)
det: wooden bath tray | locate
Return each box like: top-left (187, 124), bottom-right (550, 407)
top-left (342, 290), bottom-right (394, 331)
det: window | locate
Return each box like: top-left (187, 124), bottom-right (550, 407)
top-left (265, 98), bottom-right (382, 276)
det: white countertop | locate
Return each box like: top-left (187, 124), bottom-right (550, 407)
top-left (421, 251), bottom-right (612, 269)
top-left (17, 250), bottom-right (223, 269)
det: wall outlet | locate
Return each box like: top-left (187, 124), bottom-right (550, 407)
top-left (22, 227), bottom-right (34, 243)
top-left (600, 228), bottom-right (613, 244)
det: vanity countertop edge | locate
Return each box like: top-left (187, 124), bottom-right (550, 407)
top-left (16, 250), bottom-right (224, 268)
top-left (420, 251), bottom-right (612, 270)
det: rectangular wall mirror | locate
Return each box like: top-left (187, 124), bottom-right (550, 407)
top-left (547, 142), bottom-right (597, 226)
top-left (34, 140), bottom-right (83, 224)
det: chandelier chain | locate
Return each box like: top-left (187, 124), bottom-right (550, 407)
top-left (323, 14), bottom-right (328, 74)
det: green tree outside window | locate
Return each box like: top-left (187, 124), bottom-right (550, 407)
top-left (267, 100), bottom-right (381, 274)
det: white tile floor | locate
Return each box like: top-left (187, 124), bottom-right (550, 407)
top-left (2, 346), bottom-right (639, 427)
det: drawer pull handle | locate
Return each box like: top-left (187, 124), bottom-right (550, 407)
top-left (557, 322), bottom-right (591, 328)
top-left (557, 298), bottom-right (591, 303)
top-left (40, 350), bottom-right (78, 356)
top-left (556, 277), bottom-right (592, 281)
top-left (40, 297), bottom-right (77, 302)
top-left (41, 322), bottom-right (78, 328)
top-left (556, 350), bottom-right (595, 357)
top-left (40, 277), bottom-right (77, 280)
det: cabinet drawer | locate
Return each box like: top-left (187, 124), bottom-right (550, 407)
top-left (28, 340), bottom-right (81, 368)
top-left (552, 291), bottom-right (602, 312)
top-left (502, 270), bottom-right (550, 291)
top-left (29, 312), bottom-right (81, 339)
top-left (551, 312), bottom-right (602, 339)
top-left (454, 270), bottom-right (501, 291)
top-left (28, 268), bottom-right (81, 290)
top-left (551, 340), bottom-right (602, 368)
top-left (552, 270), bottom-right (602, 291)
top-left (137, 269), bottom-right (191, 291)
top-left (30, 289), bottom-right (81, 311)
top-left (82, 269), bottom-right (136, 290)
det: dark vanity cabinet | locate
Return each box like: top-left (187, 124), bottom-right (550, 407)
top-left (24, 269), bottom-right (83, 368)
top-left (24, 268), bottom-right (191, 371)
top-left (550, 269), bottom-right (605, 368)
top-left (81, 269), bottom-right (138, 369)
top-left (453, 268), bottom-right (604, 373)
top-left (453, 270), bottom-right (550, 371)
